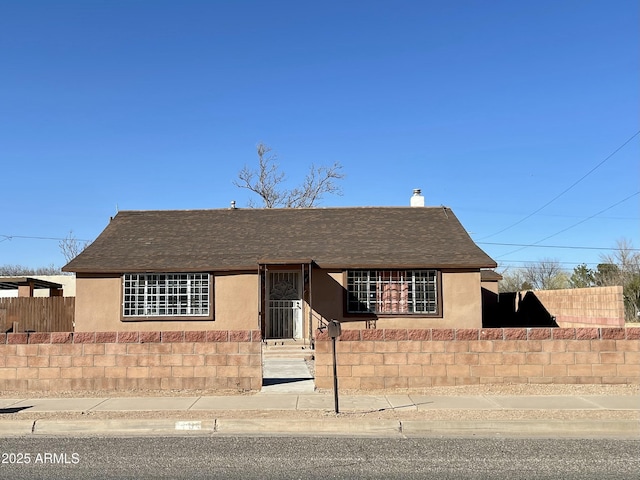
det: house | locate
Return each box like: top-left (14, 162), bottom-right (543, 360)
top-left (63, 195), bottom-right (497, 341)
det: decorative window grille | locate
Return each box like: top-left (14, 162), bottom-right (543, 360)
top-left (346, 270), bottom-right (438, 314)
top-left (123, 273), bottom-right (209, 317)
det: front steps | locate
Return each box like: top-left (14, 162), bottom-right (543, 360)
top-left (261, 339), bottom-right (316, 393)
top-left (262, 339), bottom-right (314, 359)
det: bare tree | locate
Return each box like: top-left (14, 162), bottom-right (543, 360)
top-left (59, 230), bottom-right (89, 263)
top-left (498, 268), bottom-right (532, 293)
top-left (523, 259), bottom-right (569, 290)
top-left (234, 143), bottom-right (344, 208)
top-left (598, 238), bottom-right (640, 321)
top-left (0, 264), bottom-right (61, 275)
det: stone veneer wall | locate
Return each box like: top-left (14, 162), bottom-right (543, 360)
top-left (314, 328), bottom-right (640, 390)
top-left (0, 330), bottom-right (262, 392)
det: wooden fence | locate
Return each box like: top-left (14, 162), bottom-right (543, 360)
top-left (0, 297), bottom-right (74, 332)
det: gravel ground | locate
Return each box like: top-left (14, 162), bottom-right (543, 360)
top-left (0, 407), bottom-right (638, 423)
top-left (1, 382), bottom-right (636, 399)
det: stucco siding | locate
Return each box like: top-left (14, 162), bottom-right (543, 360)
top-left (214, 273), bottom-right (259, 330)
top-left (309, 269), bottom-right (482, 330)
top-left (441, 270), bottom-right (482, 328)
top-left (74, 273), bottom-right (257, 332)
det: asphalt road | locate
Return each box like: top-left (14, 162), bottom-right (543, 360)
top-left (0, 436), bottom-right (638, 479)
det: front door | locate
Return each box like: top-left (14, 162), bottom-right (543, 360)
top-left (267, 272), bottom-right (302, 339)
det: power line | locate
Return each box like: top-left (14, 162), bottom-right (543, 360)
top-left (496, 191), bottom-right (640, 260)
top-left (498, 260), bottom-right (603, 267)
top-left (479, 130), bottom-right (640, 240)
top-left (0, 234), bottom-right (92, 243)
top-left (478, 242), bottom-right (640, 251)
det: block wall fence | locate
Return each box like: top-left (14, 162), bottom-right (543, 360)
top-left (0, 330), bottom-right (262, 392)
top-left (531, 286), bottom-right (625, 327)
top-left (314, 328), bottom-right (640, 390)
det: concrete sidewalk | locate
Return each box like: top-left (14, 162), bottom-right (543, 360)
top-left (1, 393), bottom-right (639, 413)
top-left (1, 393), bottom-right (638, 438)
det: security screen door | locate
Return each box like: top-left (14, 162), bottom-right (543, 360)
top-left (267, 271), bottom-right (302, 339)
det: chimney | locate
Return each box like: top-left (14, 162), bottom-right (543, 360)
top-left (410, 188), bottom-right (424, 207)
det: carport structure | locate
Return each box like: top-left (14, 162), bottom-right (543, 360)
top-left (0, 277), bottom-right (63, 297)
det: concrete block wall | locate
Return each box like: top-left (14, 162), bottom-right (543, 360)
top-left (0, 330), bottom-right (262, 392)
top-left (314, 328), bottom-right (640, 390)
top-left (531, 286), bottom-right (625, 327)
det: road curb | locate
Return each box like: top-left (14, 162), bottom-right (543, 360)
top-left (0, 420), bottom-right (36, 436)
top-left (216, 418), bottom-right (401, 435)
top-left (2, 418), bottom-right (637, 438)
top-left (31, 419), bottom-right (216, 436)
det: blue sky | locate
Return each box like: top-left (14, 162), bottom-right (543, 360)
top-left (1, 0), bottom-right (638, 273)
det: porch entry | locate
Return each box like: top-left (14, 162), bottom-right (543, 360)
top-left (267, 271), bottom-right (302, 339)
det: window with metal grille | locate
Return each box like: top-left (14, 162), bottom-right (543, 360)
top-left (123, 273), bottom-right (209, 317)
top-left (346, 270), bottom-right (438, 314)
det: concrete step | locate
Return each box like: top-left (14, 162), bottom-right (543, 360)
top-left (262, 341), bottom-right (314, 359)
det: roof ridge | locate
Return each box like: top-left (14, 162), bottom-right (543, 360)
top-left (118, 206), bottom-right (451, 213)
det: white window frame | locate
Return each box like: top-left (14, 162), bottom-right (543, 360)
top-left (123, 273), bottom-right (210, 317)
top-left (346, 269), bottom-right (439, 315)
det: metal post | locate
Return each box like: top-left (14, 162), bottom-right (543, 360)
top-left (332, 335), bottom-right (339, 414)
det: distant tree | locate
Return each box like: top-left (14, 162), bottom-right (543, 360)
top-left (594, 263), bottom-right (620, 287)
top-left (523, 258), bottom-right (569, 290)
top-left (59, 230), bottom-right (89, 264)
top-left (498, 269), bottom-right (532, 293)
top-left (0, 264), bottom-right (62, 275)
top-left (234, 143), bottom-right (345, 208)
top-left (597, 239), bottom-right (640, 321)
top-left (569, 263), bottom-right (595, 288)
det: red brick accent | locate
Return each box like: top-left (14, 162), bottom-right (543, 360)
top-left (206, 330), bottom-right (228, 342)
top-left (503, 329), bottom-right (527, 340)
top-left (184, 331), bottom-right (206, 342)
top-left (340, 330), bottom-right (361, 341)
top-left (384, 329), bottom-right (408, 340)
top-left (315, 329), bottom-right (329, 340)
top-left (601, 328), bottom-right (626, 340)
top-left (117, 331), bottom-right (139, 343)
top-left (456, 329), bottom-right (478, 340)
top-left (626, 328), bottom-right (640, 340)
top-left (28, 333), bottom-right (51, 344)
top-left (408, 329), bottom-right (431, 340)
top-left (229, 330), bottom-right (250, 342)
top-left (576, 328), bottom-right (599, 340)
top-left (74, 332), bottom-right (96, 343)
top-left (432, 329), bottom-right (454, 340)
top-left (162, 331), bottom-right (184, 343)
top-left (552, 329), bottom-right (576, 339)
top-left (139, 332), bottom-right (161, 343)
top-left (95, 332), bottom-right (118, 343)
top-left (7, 333), bottom-right (29, 344)
top-left (51, 332), bottom-right (73, 343)
top-left (528, 328), bottom-right (551, 340)
top-left (361, 329), bottom-right (384, 340)
top-left (0, 333), bottom-right (5, 344)
top-left (480, 329), bottom-right (503, 340)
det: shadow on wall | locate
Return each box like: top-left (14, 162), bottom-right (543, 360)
top-left (309, 270), bottom-right (379, 334)
top-left (483, 290), bottom-right (558, 328)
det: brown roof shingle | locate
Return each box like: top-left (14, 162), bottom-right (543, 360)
top-left (63, 207), bottom-right (497, 273)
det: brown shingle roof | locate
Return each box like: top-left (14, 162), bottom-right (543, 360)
top-left (63, 207), bottom-right (497, 273)
top-left (481, 270), bottom-right (503, 282)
